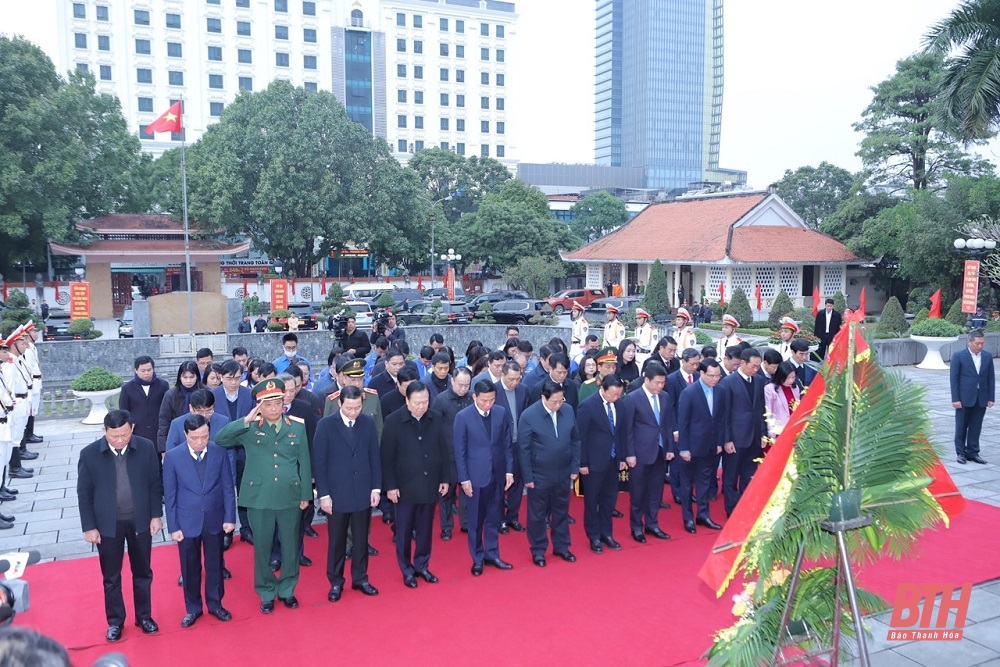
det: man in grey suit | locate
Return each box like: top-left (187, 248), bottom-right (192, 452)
top-left (950, 330), bottom-right (995, 464)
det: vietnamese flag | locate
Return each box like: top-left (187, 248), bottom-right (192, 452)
top-left (144, 101), bottom-right (182, 135)
top-left (54, 280), bottom-right (61, 302)
top-left (812, 286), bottom-right (820, 317)
top-left (858, 286), bottom-right (867, 317)
top-left (242, 278), bottom-right (248, 297)
top-left (718, 281), bottom-right (725, 308)
top-left (754, 283), bottom-right (762, 310)
top-left (928, 289), bottom-right (942, 318)
top-left (321, 277), bottom-right (327, 295)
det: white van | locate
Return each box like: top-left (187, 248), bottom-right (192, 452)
top-left (342, 282), bottom-right (398, 303)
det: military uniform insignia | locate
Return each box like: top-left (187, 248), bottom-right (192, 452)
top-left (287, 415), bottom-right (304, 424)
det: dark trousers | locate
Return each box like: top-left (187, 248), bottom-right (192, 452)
top-left (394, 502), bottom-right (435, 577)
top-left (467, 480), bottom-right (503, 564)
top-left (629, 454), bottom-right (667, 532)
top-left (19, 415), bottom-right (34, 447)
top-left (270, 509), bottom-right (307, 563)
top-left (439, 483), bottom-right (468, 531)
top-left (582, 463), bottom-right (619, 541)
top-left (327, 508), bottom-right (371, 588)
top-left (97, 518), bottom-right (153, 626)
top-left (722, 444), bottom-right (762, 516)
top-left (815, 340), bottom-right (831, 362)
top-left (955, 406), bottom-right (987, 457)
top-left (235, 449), bottom-right (250, 535)
top-left (667, 456), bottom-right (681, 502)
top-left (526, 481), bottom-right (571, 557)
top-left (504, 457), bottom-right (524, 523)
top-left (178, 530), bottom-right (224, 614)
top-left (247, 506), bottom-right (301, 601)
top-left (677, 455), bottom-right (715, 523)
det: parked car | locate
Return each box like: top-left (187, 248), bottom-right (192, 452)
top-left (423, 286), bottom-right (467, 302)
top-left (585, 296), bottom-right (645, 316)
top-left (397, 300), bottom-right (471, 325)
top-left (342, 301), bottom-right (374, 327)
top-left (44, 311), bottom-right (77, 341)
top-left (270, 302), bottom-right (320, 331)
top-left (490, 299), bottom-right (553, 325)
top-left (546, 288), bottom-right (606, 315)
top-left (465, 290), bottom-right (532, 313)
top-left (117, 309), bottom-right (134, 338)
top-left (386, 288), bottom-right (425, 312)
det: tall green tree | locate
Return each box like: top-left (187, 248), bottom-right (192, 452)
top-left (569, 191), bottom-right (629, 242)
top-left (503, 255), bottom-right (566, 299)
top-left (774, 162), bottom-right (856, 228)
top-left (819, 191), bottom-right (901, 244)
top-left (854, 50), bottom-right (992, 192)
top-left (641, 259), bottom-right (670, 316)
top-left (406, 147), bottom-right (511, 224)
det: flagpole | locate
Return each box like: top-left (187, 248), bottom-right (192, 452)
top-left (180, 100), bottom-right (194, 339)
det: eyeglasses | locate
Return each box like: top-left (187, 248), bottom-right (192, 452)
top-left (283, 346), bottom-right (297, 352)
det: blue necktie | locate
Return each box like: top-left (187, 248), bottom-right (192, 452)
top-left (606, 402), bottom-right (616, 458)
top-left (652, 396), bottom-right (663, 448)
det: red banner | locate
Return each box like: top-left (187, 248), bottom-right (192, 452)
top-left (446, 268), bottom-right (456, 301)
top-left (69, 282), bottom-right (91, 321)
top-left (270, 279), bottom-right (289, 311)
top-left (962, 261), bottom-right (980, 314)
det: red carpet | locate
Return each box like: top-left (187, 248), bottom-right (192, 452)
top-left (14, 498), bottom-right (1000, 667)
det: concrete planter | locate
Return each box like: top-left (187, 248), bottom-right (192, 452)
top-left (912, 335), bottom-right (960, 370)
top-left (72, 388), bottom-right (122, 425)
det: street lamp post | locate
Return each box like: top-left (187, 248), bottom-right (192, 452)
top-left (953, 237), bottom-right (997, 251)
top-left (440, 248), bottom-right (462, 300)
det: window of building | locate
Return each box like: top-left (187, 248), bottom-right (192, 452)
top-left (496, 145), bottom-right (505, 157)
top-left (481, 96), bottom-right (489, 109)
top-left (304, 28), bottom-right (316, 43)
top-left (481, 144), bottom-right (489, 157)
top-left (496, 73), bottom-right (505, 87)
top-left (302, 1), bottom-right (315, 16)
top-left (208, 0), bottom-right (220, 4)
top-left (73, 3), bottom-right (85, 19)
top-left (414, 91), bottom-right (424, 104)
top-left (456, 94), bottom-right (465, 108)
top-left (481, 23), bottom-right (489, 36)
top-left (398, 139), bottom-right (407, 153)
top-left (496, 97), bottom-right (505, 110)
top-left (481, 120), bottom-right (489, 133)
top-left (76, 63), bottom-right (88, 73)
top-left (207, 17), bottom-right (222, 32)
top-left (209, 74), bottom-right (224, 89)
top-left (414, 40), bottom-right (422, 54)
top-left (305, 81), bottom-right (317, 91)
top-left (440, 93), bottom-right (449, 106)
top-left (396, 12), bottom-right (405, 27)
top-left (440, 118), bottom-right (449, 130)
top-left (440, 68), bottom-right (448, 82)
top-left (275, 25), bottom-right (288, 39)
top-left (440, 141), bottom-right (449, 150)
top-left (481, 72), bottom-right (489, 85)
top-left (456, 142), bottom-right (465, 155)
top-left (456, 119), bottom-right (465, 131)
top-left (166, 13), bottom-right (181, 29)
top-left (497, 25), bottom-right (505, 38)
top-left (398, 115), bottom-right (407, 128)
top-left (481, 47), bottom-right (489, 61)
top-left (440, 18), bottom-right (448, 31)
top-left (168, 70), bottom-right (184, 85)
top-left (138, 97), bottom-right (153, 112)
top-left (167, 42), bottom-right (183, 57)
top-left (414, 14), bottom-right (422, 28)
top-left (275, 0), bottom-right (288, 12)
top-left (398, 90), bottom-right (407, 103)
top-left (210, 102), bottom-right (225, 116)
top-left (134, 9), bottom-right (150, 25)
top-left (237, 0), bottom-right (249, 6)
top-left (497, 121), bottom-right (505, 134)
top-left (135, 39), bottom-right (151, 55)
top-left (397, 64), bottom-right (406, 77)
top-left (237, 21), bottom-right (251, 35)
top-left (99, 65), bottom-right (112, 80)
top-left (415, 116), bottom-right (424, 129)
top-left (496, 49), bottom-right (505, 63)
top-left (396, 38), bottom-right (405, 52)
top-left (208, 46), bottom-right (222, 61)
top-left (303, 55), bottom-right (316, 69)
top-left (239, 76), bottom-right (252, 91)
top-left (137, 68), bottom-right (152, 83)
top-left (415, 140), bottom-right (424, 151)
top-left (98, 35), bottom-right (110, 51)
top-left (96, 5), bottom-right (108, 21)
top-left (440, 43), bottom-right (448, 57)
top-left (456, 69), bottom-right (464, 82)
top-left (276, 52), bottom-right (289, 67)
top-left (456, 19), bottom-right (464, 33)
top-left (238, 49), bottom-right (252, 63)
top-left (74, 33), bottom-right (87, 49)
top-left (414, 65), bottom-right (423, 79)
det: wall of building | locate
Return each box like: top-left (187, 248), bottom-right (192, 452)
top-left (89, 262), bottom-right (114, 319)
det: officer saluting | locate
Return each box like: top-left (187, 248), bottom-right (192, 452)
top-left (215, 378), bottom-right (312, 615)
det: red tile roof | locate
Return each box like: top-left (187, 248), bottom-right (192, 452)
top-left (75, 214), bottom-right (216, 234)
top-left (730, 227), bottom-right (858, 263)
top-left (49, 239), bottom-right (251, 257)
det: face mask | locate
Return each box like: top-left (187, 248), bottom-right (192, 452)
top-left (284, 350), bottom-right (296, 358)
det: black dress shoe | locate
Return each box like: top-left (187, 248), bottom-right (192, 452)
top-left (135, 618), bottom-right (159, 634)
top-left (260, 600), bottom-right (275, 614)
top-left (673, 496), bottom-right (682, 504)
top-left (1, 487), bottom-right (18, 495)
top-left (269, 560), bottom-right (281, 572)
top-left (567, 516), bottom-right (576, 524)
top-left (471, 563), bottom-right (483, 576)
top-left (352, 581), bottom-right (379, 596)
top-left (554, 550), bottom-right (577, 562)
top-left (240, 531), bottom-right (254, 545)
top-left (19, 450), bottom-right (38, 460)
top-left (298, 555), bottom-right (313, 567)
top-left (0, 519), bottom-right (12, 530)
top-left (508, 520), bottom-right (525, 532)
top-left (106, 625), bottom-right (123, 642)
top-left (460, 527), bottom-right (469, 533)
top-left (416, 570), bottom-right (439, 583)
top-left (403, 575), bottom-right (418, 588)
top-left (382, 515), bottom-right (394, 525)
top-left (368, 544), bottom-right (379, 556)
top-left (208, 608), bottom-right (232, 621)
top-left (441, 529), bottom-right (452, 540)
top-left (485, 558), bottom-right (513, 570)
top-left (645, 527), bottom-right (671, 540)
top-left (26, 434), bottom-right (43, 444)
top-left (600, 536), bottom-right (622, 550)
top-left (177, 575), bottom-right (183, 587)
top-left (498, 523), bottom-right (510, 534)
top-left (0, 513), bottom-right (14, 523)
top-left (181, 612), bottom-right (202, 628)
top-left (532, 556), bottom-right (546, 567)
top-left (303, 525), bottom-right (319, 538)
top-left (328, 586), bottom-right (342, 602)
top-left (279, 596), bottom-right (299, 609)
top-left (697, 517), bottom-right (723, 530)
top-left (611, 509), bottom-right (623, 518)
top-left (631, 531), bottom-right (647, 544)
top-left (0, 492), bottom-right (15, 502)
top-left (222, 567), bottom-right (232, 580)
top-left (969, 454), bottom-right (988, 464)
top-left (660, 501), bottom-right (672, 509)
top-left (590, 540), bottom-right (604, 554)
top-left (684, 520), bottom-right (697, 534)
top-left (957, 455), bottom-right (967, 464)
top-left (8, 469), bottom-right (32, 479)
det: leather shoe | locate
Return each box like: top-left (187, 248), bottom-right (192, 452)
top-left (0, 492), bottom-right (15, 502)
top-left (106, 625), bottom-right (122, 642)
top-left (25, 434), bottom-right (43, 444)
top-left (554, 550), bottom-right (576, 562)
top-left (0, 513), bottom-right (13, 523)
top-left (17, 466), bottom-right (32, 474)
top-left (660, 501), bottom-right (672, 509)
top-left (382, 515), bottom-right (394, 525)
top-left (645, 527), bottom-right (671, 540)
top-left (568, 516), bottom-right (576, 524)
top-left (498, 522), bottom-right (509, 534)
top-left (2, 487), bottom-right (18, 495)
top-left (0, 519), bottom-right (12, 530)
top-left (471, 563), bottom-right (483, 576)
top-left (260, 600), bottom-right (275, 614)
top-left (673, 496), bottom-right (682, 504)
top-left (631, 531), bottom-right (647, 544)
top-left (485, 558), bottom-right (513, 570)
top-left (532, 556), bottom-right (546, 567)
top-left (590, 539), bottom-right (604, 554)
top-left (957, 455), bottom-right (967, 464)
top-left (600, 536), bottom-right (622, 550)
top-left (697, 517), bottom-right (723, 530)
top-left (611, 509), bottom-right (623, 518)
top-left (181, 612), bottom-right (202, 628)
top-left (135, 618), bottom-right (159, 634)
top-left (460, 527), bottom-right (469, 533)
top-left (222, 567), bottom-right (232, 580)
top-left (177, 575), bottom-right (183, 587)
top-left (440, 529), bottom-right (452, 540)
top-left (279, 596), bottom-right (299, 609)
top-left (298, 555), bottom-right (312, 567)
top-left (303, 525), bottom-right (319, 538)
top-left (969, 454), bottom-right (988, 464)
top-left (208, 608), bottom-right (231, 621)
top-left (328, 586), bottom-right (342, 602)
top-left (684, 520), bottom-right (697, 534)
top-left (8, 469), bottom-right (32, 479)
top-left (508, 520), bottom-right (525, 532)
top-left (368, 544), bottom-right (379, 556)
top-left (352, 582), bottom-right (379, 596)
top-left (269, 560), bottom-right (281, 572)
top-left (19, 450), bottom-right (39, 460)
top-left (403, 575), bottom-right (418, 588)
top-left (240, 530), bottom-right (254, 545)
top-left (416, 570), bottom-right (438, 583)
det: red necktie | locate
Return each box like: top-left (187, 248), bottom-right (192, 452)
top-left (687, 374), bottom-right (693, 385)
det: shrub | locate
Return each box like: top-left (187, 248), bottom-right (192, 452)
top-left (909, 318), bottom-right (962, 337)
top-left (832, 291), bottom-right (847, 314)
top-left (472, 301), bottom-right (496, 324)
top-left (727, 288), bottom-right (753, 329)
top-left (767, 291), bottom-right (795, 329)
top-left (67, 318), bottom-right (102, 339)
top-left (875, 297), bottom-right (908, 338)
top-left (912, 307), bottom-right (929, 327)
top-left (266, 322), bottom-right (285, 332)
top-left (641, 259), bottom-right (670, 317)
top-left (709, 301), bottom-right (724, 318)
top-left (944, 299), bottom-right (968, 328)
top-left (420, 299), bottom-right (444, 325)
top-left (71, 367), bottom-right (124, 392)
top-left (320, 285), bottom-right (346, 316)
top-left (985, 319), bottom-right (1000, 333)
top-left (376, 292), bottom-right (396, 308)
top-left (906, 286), bottom-right (932, 314)
top-left (790, 307), bottom-right (815, 334)
top-left (695, 330), bottom-right (713, 346)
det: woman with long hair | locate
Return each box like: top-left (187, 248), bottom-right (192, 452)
top-left (156, 361), bottom-right (203, 454)
top-left (575, 354), bottom-right (599, 385)
top-left (616, 339), bottom-right (640, 383)
top-left (763, 361), bottom-right (800, 446)
top-left (457, 340), bottom-right (483, 368)
top-left (202, 363), bottom-right (224, 390)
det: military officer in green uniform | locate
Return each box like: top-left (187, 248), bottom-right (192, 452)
top-left (579, 348), bottom-right (618, 402)
top-left (215, 378), bottom-right (312, 614)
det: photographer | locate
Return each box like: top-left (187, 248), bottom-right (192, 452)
top-left (341, 316), bottom-right (371, 358)
top-left (370, 310), bottom-right (405, 346)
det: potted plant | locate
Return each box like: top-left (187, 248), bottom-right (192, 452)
top-left (71, 367), bottom-right (124, 425)
top-left (909, 318), bottom-right (963, 370)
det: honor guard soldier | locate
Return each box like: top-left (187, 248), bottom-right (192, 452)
top-left (717, 314), bottom-right (743, 352)
top-left (579, 348), bottom-right (618, 403)
top-left (569, 301), bottom-right (590, 358)
top-left (672, 307), bottom-right (697, 352)
top-left (603, 305), bottom-right (626, 349)
top-left (18, 322), bottom-right (42, 458)
top-left (215, 378), bottom-right (313, 615)
top-left (5, 326), bottom-right (33, 481)
top-left (0, 339), bottom-right (15, 528)
top-left (775, 317), bottom-right (798, 361)
top-left (633, 308), bottom-right (657, 355)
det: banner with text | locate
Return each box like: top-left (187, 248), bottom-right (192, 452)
top-left (69, 282), bottom-right (91, 321)
top-left (446, 268), bottom-right (456, 301)
top-left (962, 260), bottom-right (980, 314)
top-left (270, 279), bottom-right (289, 312)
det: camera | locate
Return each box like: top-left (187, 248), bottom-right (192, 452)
top-left (373, 309), bottom-right (391, 336)
top-left (328, 313), bottom-right (348, 348)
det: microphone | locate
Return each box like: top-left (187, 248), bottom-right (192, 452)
top-left (0, 550), bottom-right (41, 574)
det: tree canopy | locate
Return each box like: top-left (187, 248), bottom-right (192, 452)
top-left (773, 162), bottom-right (856, 228)
top-left (569, 191), bottom-right (629, 242)
top-left (406, 147), bottom-right (511, 225)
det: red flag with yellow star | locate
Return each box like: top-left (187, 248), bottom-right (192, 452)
top-left (145, 101), bottom-right (182, 135)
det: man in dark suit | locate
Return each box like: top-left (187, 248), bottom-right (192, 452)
top-left (813, 298), bottom-right (842, 360)
top-left (454, 380), bottom-right (515, 575)
top-left (163, 415), bottom-right (236, 628)
top-left (212, 361), bottom-right (254, 544)
top-left (381, 382), bottom-right (450, 588)
top-left (76, 409), bottom-right (163, 643)
top-left (117, 356), bottom-right (169, 446)
top-left (641, 336), bottom-right (680, 376)
top-left (527, 353), bottom-right (579, 410)
top-left (521, 345), bottom-right (552, 392)
top-left (577, 374), bottom-right (627, 553)
top-left (517, 380), bottom-right (581, 567)
top-left (432, 367), bottom-right (474, 539)
top-left (620, 363), bottom-right (674, 543)
top-left (366, 348), bottom-right (406, 397)
top-left (789, 340), bottom-right (817, 390)
top-left (380, 365), bottom-right (420, 418)
top-left (313, 386), bottom-right (382, 601)
top-left (950, 330), bottom-right (995, 464)
top-left (665, 347), bottom-right (701, 504)
top-left (720, 348), bottom-right (768, 517)
top-left (676, 359), bottom-right (728, 534)
top-left (494, 361), bottom-right (530, 533)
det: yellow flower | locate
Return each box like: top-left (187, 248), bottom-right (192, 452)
top-left (731, 600), bottom-right (748, 618)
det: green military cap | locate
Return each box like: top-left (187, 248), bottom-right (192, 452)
top-left (596, 347), bottom-right (618, 365)
top-left (252, 378), bottom-right (285, 402)
top-left (336, 356), bottom-right (365, 377)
